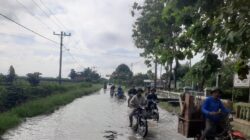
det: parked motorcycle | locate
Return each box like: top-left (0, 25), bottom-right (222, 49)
top-left (132, 106), bottom-right (148, 137)
top-left (195, 113), bottom-right (246, 140)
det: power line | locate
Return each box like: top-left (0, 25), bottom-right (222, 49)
top-left (38, 0), bottom-right (69, 30)
top-left (15, 0), bottom-right (54, 31)
top-left (0, 13), bottom-right (59, 45)
top-left (31, 0), bottom-right (63, 30)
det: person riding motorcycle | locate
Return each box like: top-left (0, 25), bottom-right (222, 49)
top-left (128, 86), bottom-right (137, 107)
top-left (117, 85), bottom-right (124, 98)
top-left (129, 88), bottom-right (147, 127)
top-left (110, 85), bottom-right (116, 96)
top-left (103, 82), bottom-right (107, 89)
top-left (146, 88), bottom-right (158, 110)
top-left (200, 88), bottom-right (230, 140)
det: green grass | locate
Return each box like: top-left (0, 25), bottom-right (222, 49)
top-left (0, 84), bottom-right (101, 135)
top-left (159, 102), bottom-right (180, 114)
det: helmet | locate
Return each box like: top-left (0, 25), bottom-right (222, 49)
top-left (137, 88), bottom-right (144, 94)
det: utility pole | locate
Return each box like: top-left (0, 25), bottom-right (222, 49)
top-left (154, 57), bottom-right (158, 89)
top-left (53, 31), bottom-right (71, 85)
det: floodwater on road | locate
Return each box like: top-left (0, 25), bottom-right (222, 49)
top-left (2, 88), bottom-right (189, 140)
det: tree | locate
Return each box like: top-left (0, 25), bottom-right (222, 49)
top-left (131, 73), bottom-right (149, 86)
top-left (0, 74), bottom-right (4, 84)
top-left (183, 53), bottom-right (222, 90)
top-left (80, 68), bottom-right (100, 82)
top-left (110, 64), bottom-right (133, 84)
top-left (68, 69), bottom-right (77, 80)
top-left (27, 72), bottom-right (42, 86)
top-left (6, 65), bottom-right (16, 84)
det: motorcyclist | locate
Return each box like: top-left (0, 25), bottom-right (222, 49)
top-left (104, 82), bottom-right (107, 89)
top-left (110, 85), bottom-right (115, 96)
top-left (129, 88), bottom-right (147, 127)
top-left (146, 88), bottom-right (158, 110)
top-left (128, 86), bottom-right (137, 107)
top-left (117, 85), bottom-right (124, 97)
top-left (200, 88), bottom-right (230, 140)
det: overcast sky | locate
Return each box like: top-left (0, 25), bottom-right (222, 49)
top-left (0, 0), bottom-right (153, 78)
top-left (0, 0), bottom-right (202, 78)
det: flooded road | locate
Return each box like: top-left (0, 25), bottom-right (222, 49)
top-left (2, 89), bottom-right (188, 140)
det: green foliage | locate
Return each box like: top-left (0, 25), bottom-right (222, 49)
top-left (130, 73), bottom-right (149, 86)
top-left (159, 102), bottom-right (180, 113)
top-left (132, 0), bottom-right (250, 86)
top-left (0, 74), bottom-right (5, 84)
top-left (6, 65), bottom-right (16, 84)
top-left (235, 60), bottom-right (249, 80)
top-left (0, 84), bottom-right (101, 135)
top-left (80, 68), bottom-right (100, 82)
top-left (182, 53), bottom-right (222, 90)
top-left (68, 69), bottom-right (77, 80)
top-left (27, 72), bottom-right (42, 86)
top-left (110, 64), bottom-right (133, 85)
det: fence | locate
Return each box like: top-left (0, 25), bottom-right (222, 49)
top-left (235, 102), bottom-right (250, 122)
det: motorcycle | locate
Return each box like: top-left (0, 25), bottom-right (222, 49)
top-left (115, 92), bottom-right (126, 100)
top-left (146, 100), bottom-right (159, 121)
top-left (110, 90), bottom-right (115, 97)
top-left (195, 112), bottom-right (246, 140)
top-left (132, 106), bottom-right (148, 137)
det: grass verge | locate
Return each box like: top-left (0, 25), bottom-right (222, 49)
top-left (0, 84), bottom-right (101, 135)
top-left (159, 102), bottom-right (180, 114)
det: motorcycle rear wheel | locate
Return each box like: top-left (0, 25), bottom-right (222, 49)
top-left (153, 112), bottom-right (159, 121)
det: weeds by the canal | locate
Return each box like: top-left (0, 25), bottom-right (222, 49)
top-left (159, 102), bottom-right (180, 114)
top-left (0, 84), bottom-right (101, 135)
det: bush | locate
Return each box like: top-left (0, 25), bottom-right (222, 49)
top-left (27, 72), bottom-right (42, 86)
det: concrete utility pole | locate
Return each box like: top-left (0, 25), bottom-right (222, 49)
top-left (53, 31), bottom-right (71, 85)
top-left (154, 57), bottom-right (158, 89)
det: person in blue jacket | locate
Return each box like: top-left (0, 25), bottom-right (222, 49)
top-left (200, 88), bottom-right (230, 140)
top-left (117, 85), bottom-right (124, 97)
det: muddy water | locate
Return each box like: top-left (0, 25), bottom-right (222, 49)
top-left (2, 89), bottom-right (188, 140)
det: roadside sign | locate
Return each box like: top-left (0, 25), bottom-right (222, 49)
top-left (233, 74), bottom-right (250, 88)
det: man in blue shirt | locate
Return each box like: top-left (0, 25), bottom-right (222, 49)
top-left (200, 88), bottom-right (230, 140)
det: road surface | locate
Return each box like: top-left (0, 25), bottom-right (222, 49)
top-left (2, 88), bottom-right (189, 140)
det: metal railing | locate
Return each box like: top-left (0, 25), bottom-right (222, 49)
top-left (235, 103), bottom-right (250, 122)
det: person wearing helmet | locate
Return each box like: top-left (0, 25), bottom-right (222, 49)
top-left (128, 86), bottom-right (137, 107)
top-left (200, 88), bottom-right (230, 140)
top-left (146, 88), bottom-right (158, 109)
top-left (129, 88), bottom-right (146, 127)
top-left (117, 85), bottom-right (124, 97)
top-left (110, 85), bottom-right (116, 96)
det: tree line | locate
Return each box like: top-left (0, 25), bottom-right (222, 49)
top-left (0, 65), bottom-right (42, 86)
top-left (131, 0), bottom-right (250, 93)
